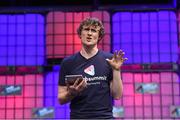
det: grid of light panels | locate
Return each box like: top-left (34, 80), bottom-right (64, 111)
top-left (46, 11), bottom-right (111, 58)
top-left (44, 67), bottom-right (70, 119)
top-left (0, 14), bottom-right (45, 66)
top-left (114, 72), bottom-right (180, 119)
top-left (0, 14), bottom-right (45, 119)
top-left (0, 10), bottom-right (179, 119)
top-left (112, 11), bottom-right (178, 64)
top-left (0, 74), bottom-right (44, 119)
top-left (178, 11), bottom-right (180, 64)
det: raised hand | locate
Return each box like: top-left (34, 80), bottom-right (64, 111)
top-left (106, 50), bottom-right (128, 71)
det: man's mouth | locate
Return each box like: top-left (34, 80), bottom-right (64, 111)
top-left (86, 38), bottom-right (92, 41)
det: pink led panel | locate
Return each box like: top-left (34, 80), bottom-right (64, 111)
top-left (0, 74), bottom-right (43, 119)
top-left (114, 72), bottom-right (180, 119)
top-left (46, 11), bottom-right (111, 58)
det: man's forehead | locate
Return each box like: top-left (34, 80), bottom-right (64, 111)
top-left (83, 25), bottom-right (100, 29)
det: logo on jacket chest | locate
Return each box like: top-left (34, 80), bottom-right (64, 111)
top-left (84, 65), bottom-right (95, 76)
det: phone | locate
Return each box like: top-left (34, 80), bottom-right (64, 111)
top-left (65, 74), bottom-right (83, 85)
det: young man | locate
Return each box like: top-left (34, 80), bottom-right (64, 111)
top-left (58, 17), bottom-right (127, 119)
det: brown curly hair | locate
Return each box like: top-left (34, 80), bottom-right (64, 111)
top-left (77, 17), bottom-right (105, 41)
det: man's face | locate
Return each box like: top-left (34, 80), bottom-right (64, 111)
top-left (80, 25), bottom-right (100, 47)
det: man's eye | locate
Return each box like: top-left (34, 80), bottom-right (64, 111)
top-left (91, 29), bottom-right (97, 33)
top-left (84, 28), bottom-right (89, 31)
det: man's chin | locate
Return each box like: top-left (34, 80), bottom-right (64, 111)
top-left (84, 44), bottom-right (96, 47)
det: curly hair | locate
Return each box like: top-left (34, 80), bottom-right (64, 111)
top-left (77, 17), bottom-right (105, 41)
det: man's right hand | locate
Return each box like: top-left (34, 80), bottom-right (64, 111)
top-left (67, 78), bottom-right (87, 96)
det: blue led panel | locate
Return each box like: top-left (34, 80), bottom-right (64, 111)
top-left (44, 66), bottom-right (70, 119)
top-left (0, 14), bottom-right (45, 66)
top-left (112, 11), bottom-right (178, 64)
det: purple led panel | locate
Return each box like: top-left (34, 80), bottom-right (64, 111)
top-left (0, 14), bottom-right (45, 66)
top-left (44, 66), bottom-right (70, 119)
top-left (114, 72), bottom-right (180, 119)
top-left (178, 10), bottom-right (180, 64)
top-left (46, 11), bottom-right (111, 58)
top-left (112, 11), bottom-right (178, 64)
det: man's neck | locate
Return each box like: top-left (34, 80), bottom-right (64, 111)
top-left (80, 47), bottom-right (98, 59)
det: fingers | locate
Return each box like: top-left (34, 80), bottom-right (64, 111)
top-left (69, 78), bottom-right (87, 96)
top-left (76, 79), bottom-right (87, 92)
top-left (123, 57), bottom-right (128, 62)
top-left (106, 58), bottom-right (110, 61)
top-left (117, 50), bottom-right (124, 58)
top-left (73, 78), bottom-right (80, 88)
top-left (106, 58), bottom-right (112, 64)
top-left (117, 50), bottom-right (123, 56)
top-left (114, 49), bottom-right (128, 62)
top-left (114, 50), bottom-right (124, 59)
top-left (113, 50), bottom-right (117, 60)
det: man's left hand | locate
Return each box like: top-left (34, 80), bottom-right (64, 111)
top-left (106, 50), bottom-right (128, 71)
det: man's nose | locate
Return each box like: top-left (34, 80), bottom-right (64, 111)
top-left (87, 30), bottom-right (92, 34)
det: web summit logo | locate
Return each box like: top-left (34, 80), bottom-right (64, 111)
top-left (171, 106), bottom-right (180, 118)
top-left (0, 85), bottom-right (22, 96)
top-left (32, 107), bottom-right (54, 118)
top-left (135, 83), bottom-right (159, 94)
top-left (84, 65), bottom-right (95, 76)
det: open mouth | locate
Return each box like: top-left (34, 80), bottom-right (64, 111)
top-left (86, 38), bottom-right (92, 41)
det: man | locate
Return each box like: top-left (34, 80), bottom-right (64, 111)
top-left (58, 17), bottom-right (127, 119)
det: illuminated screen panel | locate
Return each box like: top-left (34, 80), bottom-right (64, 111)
top-left (44, 66), bottom-right (70, 119)
top-left (178, 10), bottom-right (180, 64)
top-left (0, 14), bottom-right (45, 66)
top-left (114, 72), bottom-right (179, 119)
top-left (99, 0), bottom-right (174, 5)
top-left (44, 68), bottom-right (180, 119)
top-left (46, 11), bottom-right (111, 58)
top-left (112, 11), bottom-right (178, 64)
top-left (0, 0), bottom-right (93, 6)
top-left (0, 74), bottom-right (43, 119)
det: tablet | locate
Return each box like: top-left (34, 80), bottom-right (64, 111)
top-left (65, 74), bottom-right (83, 85)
